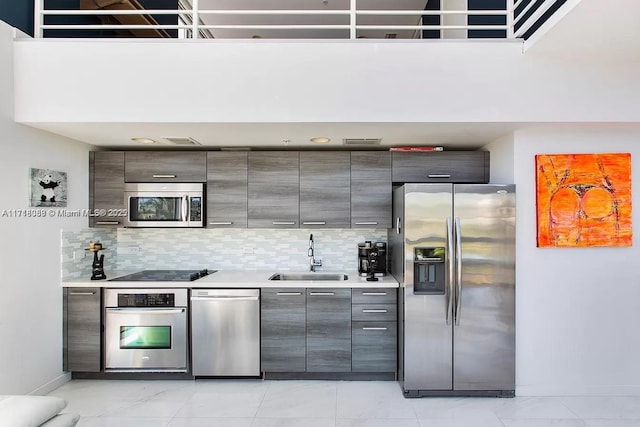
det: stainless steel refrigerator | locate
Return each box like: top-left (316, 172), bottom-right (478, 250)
top-left (389, 183), bottom-right (515, 397)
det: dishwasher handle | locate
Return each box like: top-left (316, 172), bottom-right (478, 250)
top-left (191, 296), bottom-right (259, 302)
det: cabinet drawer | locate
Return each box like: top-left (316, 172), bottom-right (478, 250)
top-left (392, 151), bottom-right (489, 183)
top-left (64, 287), bottom-right (101, 372)
top-left (352, 288), bottom-right (396, 304)
top-left (352, 321), bottom-right (397, 373)
top-left (261, 288), bottom-right (306, 372)
top-left (306, 288), bottom-right (351, 372)
top-left (248, 152), bottom-right (300, 228)
top-left (90, 151), bottom-right (125, 228)
top-left (207, 151), bottom-right (248, 228)
top-left (125, 151), bottom-right (206, 182)
top-left (352, 304), bottom-right (397, 321)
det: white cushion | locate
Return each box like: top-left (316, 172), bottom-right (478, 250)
top-left (0, 395), bottom-right (68, 427)
top-left (40, 413), bottom-right (80, 427)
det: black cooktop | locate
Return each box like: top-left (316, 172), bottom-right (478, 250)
top-left (109, 269), bottom-right (216, 282)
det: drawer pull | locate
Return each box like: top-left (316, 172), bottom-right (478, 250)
top-left (362, 292), bottom-right (387, 296)
top-left (302, 221), bottom-right (326, 225)
top-left (69, 291), bottom-right (96, 296)
top-left (355, 222), bottom-right (378, 225)
top-left (362, 309), bottom-right (388, 313)
top-left (309, 292), bottom-right (335, 296)
top-left (209, 221), bottom-right (233, 225)
top-left (272, 221), bottom-right (296, 225)
top-left (276, 292), bottom-right (302, 296)
top-left (427, 174), bottom-right (451, 179)
top-left (152, 174), bottom-right (177, 178)
top-left (362, 327), bottom-right (388, 331)
top-left (96, 221), bottom-right (119, 225)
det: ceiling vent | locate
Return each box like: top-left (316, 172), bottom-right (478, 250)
top-left (163, 137), bottom-right (202, 146)
top-left (343, 138), bottom-right (382, 146)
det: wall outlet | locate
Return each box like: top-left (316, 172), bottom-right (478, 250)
top-left (119, 246), bottom-right (140, 255)
top-left (243, 247), bottom-right (255, 255)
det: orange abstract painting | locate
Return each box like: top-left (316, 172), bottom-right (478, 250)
top-left (536, 153), bottom-right (632, 248)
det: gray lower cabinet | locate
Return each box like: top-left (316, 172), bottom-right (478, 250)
top-left (261, 288), bottom-right (306, 372)
top-left (124, 151), bottom-right (207, 182)
top-left (351, 151), bottom-right (392, 228)
top-left (392, 151), bottom-right (490, 183)
top-left (352, 321), bottom-right (397, 372)
top-left (351, 288), bottom-right (397, 373)
top-left (261, 287), bottom-right (397, 375)
top-left (300, 152), bottom-right (351, 228)
top-left (206, 152), bottom-right (248, 228)
top-left (64, 288), bottom-right (101, 372)
top-left (306, 288), bottom-right (352, 372)
top-left (248, 152), bottom-right (300, 228)
top-left (89, 151), bottom-right (125, 228)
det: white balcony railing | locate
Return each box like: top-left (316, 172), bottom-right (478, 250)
top-left (33, 0), bottom-right (566, 41)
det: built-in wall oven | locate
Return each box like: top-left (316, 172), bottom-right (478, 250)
top-left (104, 288), bottom-right (188, 372)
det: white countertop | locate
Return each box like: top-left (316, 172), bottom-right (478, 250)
top-left (61, 270), bottom-right (399, 288)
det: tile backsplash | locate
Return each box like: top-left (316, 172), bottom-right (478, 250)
top-left (62, 228), bottom-right (387, 279)
top-left (61, 228), bottom-right (117, 279)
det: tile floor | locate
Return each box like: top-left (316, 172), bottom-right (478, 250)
top-left (47, 380), bottom-right (640, 427)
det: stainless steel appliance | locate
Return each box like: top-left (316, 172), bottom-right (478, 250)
top-left (389, 183), bottom-right (515, 397)
top-left (357, 241), bottom-right (387, 277)
top-left (104, 288), bottom-right (188, 372)
top-left (124, 183), bottom-right (204, 228)
top-left (190, 289), bottom-right (260, 376)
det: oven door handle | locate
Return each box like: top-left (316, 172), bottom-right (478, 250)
top-left (106, 308), bottom-right (185, 315)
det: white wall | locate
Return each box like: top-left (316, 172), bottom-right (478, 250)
top-left (485, 133), bottom-right (515, 184)
top-left (12, 39), bottom-right (640, 125)
top-left (514, 124), bottom-right (640, 395)
top-left (0, 21), bottom-right (93, 395)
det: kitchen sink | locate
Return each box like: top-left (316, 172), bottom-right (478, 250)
top-left (268, 273), bottom-right (349, 281)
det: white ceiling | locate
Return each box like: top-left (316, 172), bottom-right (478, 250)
top-left (30, 121), bottom-right (524, 149)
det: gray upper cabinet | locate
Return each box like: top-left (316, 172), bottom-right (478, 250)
top-left (261, 288), bottom-right (306, 372)
top-left (351, 151), bottom-right (392, 228)
top-left (64, 288), bottom-right (101, 372)
top-left (306, 288), bottom-right (352, 372)
top-left (89, 151), bottom-right (125, 228)
top-left (248, 152), bottom-right (300, 228)
top-left (206, 152), bottom-right (248, 228)
top-left (300, 152), bottom-right (351, 228)
top-left (124, 151), bottom-right (206, 182)
top-left (392, 151), bottom-right (490, 183)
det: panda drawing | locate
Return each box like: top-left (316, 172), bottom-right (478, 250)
top-left (39, 174), bottom-right (60, 203)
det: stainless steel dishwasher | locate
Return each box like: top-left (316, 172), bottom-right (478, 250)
top-left (190, 289), bottom-right (260, 376)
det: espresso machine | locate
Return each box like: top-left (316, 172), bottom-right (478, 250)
top-left (358, 241), bottom-right (387, 280)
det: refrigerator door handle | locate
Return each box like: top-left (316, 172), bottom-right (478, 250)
top-left (446, 217), bottom-right (454, 325)
top-left (396, 217), bottom-right (401, 235)
top-left (454, 216), bottom-right (462, 325)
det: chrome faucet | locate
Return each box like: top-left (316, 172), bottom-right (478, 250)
top-left (308, 234), bottom-right (322, 272)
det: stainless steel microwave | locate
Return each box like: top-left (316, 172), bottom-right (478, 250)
top-left (123, 183), bottom-right (204, 228)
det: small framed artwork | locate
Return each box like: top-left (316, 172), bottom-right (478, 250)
top-left (535, 153), bottom-right (632, 248)
top-left (29, 168), bottom-right (68, 207)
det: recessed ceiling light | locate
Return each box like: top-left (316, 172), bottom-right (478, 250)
top-left (131, 137), bottom-right (156, 144)
top-left (310, 137), bottom-right (331, 143)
